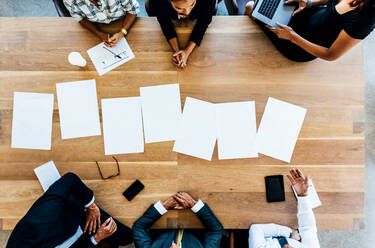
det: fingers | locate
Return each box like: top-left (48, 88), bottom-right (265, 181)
top-left (84, 220), bottom-right (90, 233)
top-left (98, 215), bottom-right (101, 228)
top-left (102, 217), bottom-right (111, 227)
top-left (275, 22), bottom-right (286, 29)
top-left (290, 168), bottom-right (299, 179)
top-left (92, 218), bottom-right (97, 234)
top-left (296, 168), bottom-right (305, 179)
top-left (286, 174), bottom-right (296, 185)
top-left (88, 219), bottom-right (93, 234)
top-left (173, 51), bottom-right (183, 57)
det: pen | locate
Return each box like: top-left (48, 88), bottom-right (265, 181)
top-left (103, 46), bottom-right (121, 59)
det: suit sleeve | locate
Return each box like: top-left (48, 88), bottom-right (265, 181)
top-left (45, 173), bottom-right (94, 208)
top-left (72, 234), bottom-right (97, 248)
top-left (132, 205), bottom-right (164, 248)
top-left (189, 0), bottom-right (216, 46)
top-left (195, 204), bottom-right (224, 248)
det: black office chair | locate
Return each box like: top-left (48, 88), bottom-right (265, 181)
top-left (224, 0), bottom-right (251, 15)
top-left (52, 0), bottom-right (71, 17)
top-left (145, 0), bottom-right (222, 16)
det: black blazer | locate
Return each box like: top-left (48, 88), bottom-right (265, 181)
top-left (6, 173), bottom-right (97, 248)
top-left (132, 203), bottom-right (224, 248)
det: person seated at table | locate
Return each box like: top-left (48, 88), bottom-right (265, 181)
top-left (6, 173), bottom-right (133, 248)
top-left (248, 168), bottom-right (320, 248)
top-left (244, 0), bottom-right (375, 62)
top-left (63, 0), bottom-right (140, 47)
top-left (132, 191), bottom-right (224, 248)
top-left (146, 0), bottom-right (216, 68)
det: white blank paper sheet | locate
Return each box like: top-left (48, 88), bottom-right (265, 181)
top-left (216, 101), bottom-right (258, 160)
top-left (256, 97), bottom-right (306, 163)
top-left (11, 92), bottom-right (54, 150)
top-left (140, 84), bottom-right (182, 143)
top-left (101, 97), bottom-right (144, 155)
top-left (34, 161), bottom-right (61, 192)
top-left (173, 97), bottom-right (216, 161)
top-left (56, 79), bottom-right (101, 139)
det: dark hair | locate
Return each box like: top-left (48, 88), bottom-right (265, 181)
top-left (351, 0), bottom-right (375, 11)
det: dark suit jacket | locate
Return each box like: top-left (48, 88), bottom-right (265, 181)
top-left (132, 203), bottom-right (224, 248)
top-left (6, 173), bottom-right (97, 248)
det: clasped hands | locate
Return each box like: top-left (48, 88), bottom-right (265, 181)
top-left (163, 192), bottom-right (197, 210)
top-left (99, 32), bottom-right (124, 47)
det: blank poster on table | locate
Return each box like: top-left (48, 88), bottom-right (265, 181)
top-left (256, 97), bottom-right (306, 163)
top-left (56, 79), bottom-right (101, 139)
top-left (173, 97), bottom-right (216, 161)
top-left (11, 92), bottom-right (54, 150)
top-left (101, 97), bottom-right (144, 155)
top-left (216, 101), bottom-right (258, 160)
top-left (34, 161), bottom-right (61, 192)
top-left (140, 83), bottom-right (182, 143)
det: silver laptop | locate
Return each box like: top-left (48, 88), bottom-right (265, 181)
top-left (252, 0), bottom-right (296, 27)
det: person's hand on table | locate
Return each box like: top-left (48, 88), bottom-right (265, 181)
top-left (173, 49), bottom-right (191, 68)
top-left (108, 32), bottom-right (124, 46)
top-left (290, 228), bottom-right (301, 241)
top-left (268, 22), bottom-right (298, 41)
top-left (285, 0), bottom-right (308, 16)
top-left (98, 32), bottom-right (114, 47)
top-left (85, 202), bottom-right (101, 235)
top-left (163, 196), bottom-right (184, 210)
top-left (93, 217), bottom-right (117, 243)
top-left (173, 192), bottom-right (197, 209)
top-left (287, 168), bottom-right (310, 197)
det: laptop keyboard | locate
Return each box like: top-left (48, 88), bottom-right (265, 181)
top-left (258, 0), bottom-right (280, 19)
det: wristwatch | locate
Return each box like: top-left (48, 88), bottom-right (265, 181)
top-left (121, 28), bottom-right (128, 36)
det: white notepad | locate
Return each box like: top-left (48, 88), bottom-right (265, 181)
top-left (173, 97), bottom-right (216, 161)
top-left (11, 92), bottom-right (54, 150)
top-left (56, 79), bottom-right (101, 139)
top-left (256, 97), bottom-right (306, 163)
top-left (292, 179), bottom-right (322, 208)
top-left (101, 97), bottom-right (144, 155)
top-left (140, 83), bottom-right (182, 143)
top-left (216, 101), bottom-right (258, 160)
top-left (34, 161), bottom-right (61, 192)
top-left (87, 37), bottom-right (135, 76)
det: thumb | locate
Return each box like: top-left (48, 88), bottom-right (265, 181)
top-left (304, 176), bottom-right (310, 186)
top-left (102, 217), bottom-right (111, 226)
top-left (292, 7), bottom-right (304, 16)
top-left (173, 51), bottom-right (183, 57)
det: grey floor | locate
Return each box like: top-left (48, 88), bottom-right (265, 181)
top-left (0, 0), bottom-right (374, 247)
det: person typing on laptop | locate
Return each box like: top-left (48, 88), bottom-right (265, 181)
top-left (245, 0), bottom-right (374, 62)
top-left (6, 173), bottom-right (133, 248)
top-left (248, 168), bottom-right (320, 248)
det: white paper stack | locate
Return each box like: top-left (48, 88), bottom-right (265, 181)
top-left (101, 97), bottom-right (144, 155)
top-left (215, 101), bottom-right (258, 160)
top-left (256, 97), bottom-right (306, 163)
top-left (140, 84), bottom-right (182, 143)
top-left (34, 161), bottom-right (61, 192)
top-left (11, 92), bottom-right (54, 150)
top-left (173, 97), bottom-right (216, 161)
top-left (87, 37), bottom-right (135, 76)
top-left (292, 179), bottom-right (322, 208)
top-left (56, 79), bottom-right (101, 139)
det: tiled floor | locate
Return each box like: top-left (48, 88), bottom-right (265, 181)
top-left (0, 1), bottom-right (374, 247)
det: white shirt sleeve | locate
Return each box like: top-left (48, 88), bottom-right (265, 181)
top-left (90, 236), bottom-right (98, 246)
top-left (154, 200), bottom-right (168, 215)
top-left (249, 223), bottom-right (292, 248)
top-left (191, 199), bottom-right (205, 213)
top-left (297, 196), bottom-right (320, 248)
top-left (84, 196), bottom-right (95, 208)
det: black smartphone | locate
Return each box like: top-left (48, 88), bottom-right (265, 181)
top-left (265, 175), bottom-right (285, 202)
top-left (123, 180), bottom-right (144, 201)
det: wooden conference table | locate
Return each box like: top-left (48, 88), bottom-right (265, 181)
top-left (0, 17), bottom-right (364, 231)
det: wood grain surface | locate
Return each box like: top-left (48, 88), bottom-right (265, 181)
top-left (0, 17), bottom-right (364, 230)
